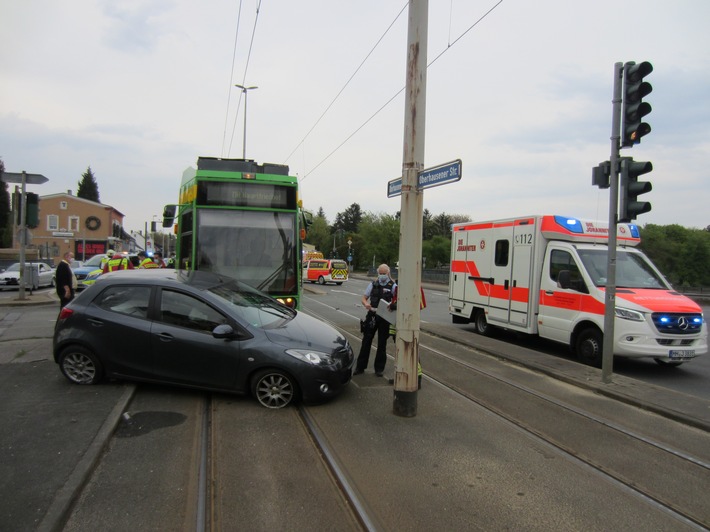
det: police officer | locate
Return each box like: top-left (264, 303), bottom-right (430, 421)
top-left (353, 264), bottom-right (396, 377)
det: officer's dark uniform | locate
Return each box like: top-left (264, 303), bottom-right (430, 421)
top-left (355, 279), bottom-right (395, 376)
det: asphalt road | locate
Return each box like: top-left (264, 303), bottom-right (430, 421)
top-left (309, 277), bottom-right (710, 401)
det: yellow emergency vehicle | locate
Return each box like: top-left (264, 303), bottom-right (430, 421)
top-left (302, 259), bottom-right (348, 285)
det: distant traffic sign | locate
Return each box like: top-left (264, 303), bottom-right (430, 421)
top-left (387, 159), bottom-right (462, 198)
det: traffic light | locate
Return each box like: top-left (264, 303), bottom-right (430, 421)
top-left (619, 157), bottom-right (652, 222)
top-left (621, 61), bottom-right (653, 148)
top-left (162, 204), bottom-right (177, 228)
top-left (592, 160), bottom-right (611, 189)
top-left (25, 193), bottom-right (39, 228)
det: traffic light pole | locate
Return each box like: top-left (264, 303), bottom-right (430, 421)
top-left (18, 172), bottom-right (29, 301)
top-left (601, 63), bottom-right (624, 384)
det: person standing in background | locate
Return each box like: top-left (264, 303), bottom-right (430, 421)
top-left (55, 251), bottom-right (76, 308)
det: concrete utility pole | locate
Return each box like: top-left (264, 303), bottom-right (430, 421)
top-left (393, 0), bottom-right (428, 417)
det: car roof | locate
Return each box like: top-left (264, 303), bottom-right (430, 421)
top-left (95, 269), bottom-right (240, 290)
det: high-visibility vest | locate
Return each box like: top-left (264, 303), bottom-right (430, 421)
top-left (104, 256), bottom-right (129, 272)
top-left (140, 258), bottom-right (159, 269)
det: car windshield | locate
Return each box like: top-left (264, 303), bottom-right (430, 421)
top-left (85, 255), bottom-right (105, 267)
top-left (577, 248), bottom-right (669, 289)
top-left (207, 279), bottom-right (296, 328)
top-left (6, 264), bottom-right (21, 272)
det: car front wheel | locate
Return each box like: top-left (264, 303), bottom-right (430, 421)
top-left (59, 346), bottom-right (103, 385)
top-left (251, 369), bottom-right (297, 409)
top-left (575, 327), bottom-right (603, 368)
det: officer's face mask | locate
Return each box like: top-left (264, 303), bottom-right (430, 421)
top-left (378, 274), bottom-right (389, 284)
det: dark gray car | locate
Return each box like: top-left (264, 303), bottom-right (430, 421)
top-left (53, 269), bottom-right (354, 408)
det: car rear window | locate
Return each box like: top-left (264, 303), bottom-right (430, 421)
top-left (93, 286), bottom-right (151, 319)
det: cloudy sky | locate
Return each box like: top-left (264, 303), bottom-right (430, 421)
top-left (2, 0), bottom-right (709, 235)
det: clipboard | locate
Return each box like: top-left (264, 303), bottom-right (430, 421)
top-left (376, 303), bottom-right (396, 325)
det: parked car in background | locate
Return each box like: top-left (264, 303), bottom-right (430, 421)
top-left (53, 269), bottom-right (354, 409)
top-left (73, 252), bottom-right (141, 290)
top-left (71, 254), bottom-right (107, 290)
top-left (0, 262), bottom-right (55, 290)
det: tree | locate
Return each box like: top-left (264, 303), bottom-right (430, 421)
top-left (77, 166), bottom-right (100, 202)
top-left (304, 214), bottom-right (331, 255)
top-left (422, 235), bottom-right (452, 268)
top-left (0, 158), bottom-right (12, 247)
top-left (333, 203), bottom-right (362, 234)
top-left (357, 212), bottom-right (400, 269)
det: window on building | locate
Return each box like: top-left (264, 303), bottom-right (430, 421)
top-left (48, 215), bottom-right (59, 231)
top-left (60, 201), bottom-right (68, 210)
top-left (69, 216), bottom-right (80, 232)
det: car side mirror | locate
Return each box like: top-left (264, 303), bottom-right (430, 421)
top-left (212, 324), bottom-right (234, 338)
top-left (213, 323), bottom-right (254, 340)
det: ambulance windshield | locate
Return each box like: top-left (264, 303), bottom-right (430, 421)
top-left (577, 249), bottom-right (668, 289)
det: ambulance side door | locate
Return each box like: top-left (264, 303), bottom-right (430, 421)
top-left (508, 222), bottom-right (535, 327)
top-left (486, 225), bottom-right (514, 325)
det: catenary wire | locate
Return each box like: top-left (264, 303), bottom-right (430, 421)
top-left (220, 0), bottom-right (245, 157)
top-left (227, 0), bottom-right (263, 158)
top-left (282, 3), bottom-right (409, 166)
top-left (298, 0), bottom-right (504, 183)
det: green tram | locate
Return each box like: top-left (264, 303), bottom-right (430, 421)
top-left (165, 157), bottom-right (306, 308)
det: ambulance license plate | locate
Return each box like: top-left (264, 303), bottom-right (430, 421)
top-left (669, 350), bottom-right (695, 359)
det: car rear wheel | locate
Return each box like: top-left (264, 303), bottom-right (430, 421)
top-left (474, 310), bottom-right (493, 336)
top-left (251, 369), bottom-right (297, 409)
top-left (59, 346), bottom-right (103, 385)
top-left (318, 276), bottom-right (326, 285)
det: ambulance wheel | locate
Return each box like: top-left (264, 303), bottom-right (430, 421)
top-left (318, 276), bottom-right (326, 285)
top-left (474, 310), bottom-right (493, 336)
top-left (576, 327), bottom-right (603, 368)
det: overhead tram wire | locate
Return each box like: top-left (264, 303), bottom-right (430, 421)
top-left (282, 2), bottom-right (409, 166)
top-left (220, 0), bottom-right (245, 158)
top-left (298, 0), bottom-right (505, 182)
top-left (227, 0), bottom-right (263, 158)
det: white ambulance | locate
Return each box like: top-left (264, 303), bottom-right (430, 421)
top-left (449, 215), bottom-right (707, 367)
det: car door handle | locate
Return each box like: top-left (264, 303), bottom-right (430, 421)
top-left (88, 318), bottom-right (104, 327)
top-left (545, 290), bottom-right (554, 295)
top-left (157, 332), bottom-right (174, 342)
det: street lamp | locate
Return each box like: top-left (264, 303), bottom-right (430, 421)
top-left (235, 83), bottom-right (258, 159)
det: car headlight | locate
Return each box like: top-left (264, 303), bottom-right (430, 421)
top-left (615, 307), bottom-right (645, 321)
top-left (285, 349), bottom-right (336, 366)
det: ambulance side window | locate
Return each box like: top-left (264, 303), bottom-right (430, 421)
top-left (494, 240), bottom-right (509, 267)
top-left (549, 250), bottom-right (587, 293)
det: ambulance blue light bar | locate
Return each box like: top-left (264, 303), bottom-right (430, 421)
top-left (553, 216), bottom-right (584, 234)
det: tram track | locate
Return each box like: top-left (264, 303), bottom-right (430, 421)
top-left (304, 303), bottom-right (710, 530)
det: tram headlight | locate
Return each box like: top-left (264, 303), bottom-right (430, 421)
top-left (277, 297), bottom-right (296, 308)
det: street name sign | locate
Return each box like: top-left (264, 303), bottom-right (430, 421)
top-left (387, 159), bottom-right (462, 198)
